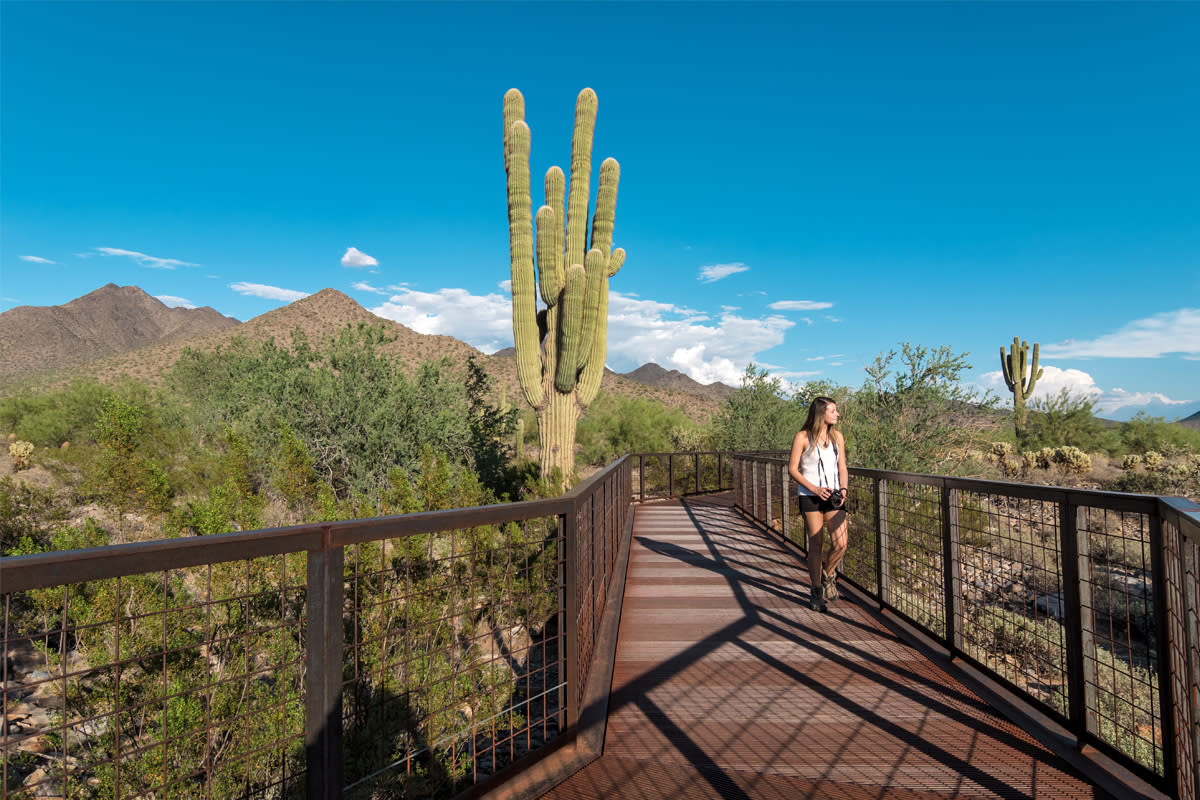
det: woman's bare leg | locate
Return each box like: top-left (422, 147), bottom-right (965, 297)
top-left (823, 509), bottom-right (848, 576)
top-left (804, 510), bottom-right (826, 595)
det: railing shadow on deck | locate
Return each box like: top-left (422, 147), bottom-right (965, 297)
top-left (732, 453), bottom-right (1199, 800)
top-left (1, 451), bottom-right (1196, 800)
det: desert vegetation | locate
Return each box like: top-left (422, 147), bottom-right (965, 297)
top-left (3, 327), bottom-right (1196, 796)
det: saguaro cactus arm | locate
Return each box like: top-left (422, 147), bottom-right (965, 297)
top-left (1001, 337), bottom-right (1043, 401)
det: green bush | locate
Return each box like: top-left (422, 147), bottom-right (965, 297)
top-left (577, 392), bottom-right (697, 465)
top-left (1021, 389), bottom-right (1117, 453)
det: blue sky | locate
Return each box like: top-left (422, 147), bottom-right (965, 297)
top-left (3, 1), bottom-right (1198, 421)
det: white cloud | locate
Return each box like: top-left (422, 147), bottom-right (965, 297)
top-left (352, 281), bottom-right (389, 295)
top-left (1042, 309), bottom-right (1200, 358)
top-left (498, 279), bottom-right (512, 293)
top-left (19, 255), bottom-right (55, 264)
top-left (156, 295), bottom-right (197, 309)
top-left (1097, 388), bottom-right (1187, 415)
top-left (96, 247), bottom-right (199, 269)
top-left (605, 291), bottom-right (794, 385)
top-left (768, 299), bottom-right (833, 311)
top-left (980, 364), bottom-right (1189, 416)
top-left (371, 288), bottom-right (512, 352)
top-left (981, 365), bottom-right (1102, 401)
top-left (341, 247), bottom-right (378, 268)
top-left (229, 282), bottom-right (310, 302)
top-left (359, 283), bottom-right (799, 385)
top-left (698, 262), bottom-right (749, 283)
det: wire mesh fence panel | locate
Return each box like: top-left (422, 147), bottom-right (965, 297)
top-left (879, 480), bottom-right (946, 637)
top-left (1076, 504), bottom-right (1162, 774)
top-left (638, 455), bottom-right (671, 500)
top-left (339, 516), bottom-right (563, 800)
top-left (1162, 514), bottom-right (1198, 800)
top-left (952, 490), bottom-right (1069, 721)
top-left (842, 476), bottom-right (878, 594)
top-left (2, 554), bottom-right (308, 800)
top-left (695, 453), bottom-right (724, 495)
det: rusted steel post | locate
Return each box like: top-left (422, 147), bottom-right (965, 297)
top-left (1149, 513), bottom-right (1180, 797)
top-left (306, 535), bottom-right (344, 800)
top-left (639, 454), bottom-right (645, 501)
top-left (668, 454), bottom-right (675, 498)
top-left (1060, 498), bottom-right (1094, 742)
top-left (944, 486), bottom-right (962, 653)
top-left (694, 452), bottom-right (700, 495)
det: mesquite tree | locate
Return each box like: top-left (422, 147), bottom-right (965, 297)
top-left (503, 88), bottom-right (624, 486)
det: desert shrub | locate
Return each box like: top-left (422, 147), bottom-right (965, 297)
top-left (0, 379), bottom-right (115, 446)
top-left (170, 325), bottom-right (513, 500)
top-left (1021, 389), bottom-right (1117, 453)
top-left (713, 365), bottom-right (809, 451)
top-left (1122, 454), bottom-right (1142, 470)
top-left (1102, 471), bottom-right (1170, 495)
top-left (846, 343), bottom-right (996, 474)
top-left (1120, 412), bottom-right (1200, 456)
top-left (87, 395), bottom-right (172, 512)
top-left (0, 475), bottom-right (69, 555)
top-left (1142, 450), bottom-right (1164, 470)
top-left (577, 392), bottom-right (695, 465)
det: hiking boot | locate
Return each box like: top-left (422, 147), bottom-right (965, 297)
top-left (809, 584), bottom-right (826, 612)
top-left (823, 570), bottom-right (839, 602)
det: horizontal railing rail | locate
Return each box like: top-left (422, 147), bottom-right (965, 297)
top-left (732, 452), bottom-right (1199, 800)
top-left (1, 457), bottom-right (633, 800)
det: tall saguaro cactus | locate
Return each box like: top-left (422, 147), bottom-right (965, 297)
top-left (503, 87), bottom-right (625, 486)
top-left (1001, 336), bottom-right (1043, 439)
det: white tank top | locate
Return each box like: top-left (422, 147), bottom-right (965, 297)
top-left (797, 438), bottom-right (840, 496)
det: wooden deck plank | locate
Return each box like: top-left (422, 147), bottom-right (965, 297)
top-left (540, 495), bottom-right (1120, 799)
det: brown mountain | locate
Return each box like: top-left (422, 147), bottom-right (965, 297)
top-left (0, 283), bottom-right (239, 382)
top-left (1181, 410), bottom-right (1200, 431)
top-left (621, 363), bottom-right (736, 404)
top-left (2, 287), bottom-right (722, 423)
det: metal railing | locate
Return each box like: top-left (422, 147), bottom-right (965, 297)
top-left (631, 451), bottom-right (733, 501)
top-left (1, 458), bottom-right (632, 799)
top-left (732, 453), bottom-right (1200, 800)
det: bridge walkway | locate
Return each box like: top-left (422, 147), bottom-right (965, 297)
top-left (539, 494), bottom-right (1129, 800)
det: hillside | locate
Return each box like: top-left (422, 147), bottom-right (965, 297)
top-left (1, 287), bottom-right (723, 423)
top-left (0, 283), bottom-right (239, 381)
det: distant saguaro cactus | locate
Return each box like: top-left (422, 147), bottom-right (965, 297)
top-left (1001, 337), bottom-right (1042, 439)
top-left (503, 87), bottom-right (624, 486)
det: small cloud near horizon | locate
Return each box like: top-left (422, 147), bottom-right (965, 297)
top-left (229, 282), bottom-right (310, 302)
top-left (156, 295), bottom-right (197, 309)
top-left (768, 299), bottom-right (833, 311)
top-left (698, 263), bottom-right (749, 283)
top-left (20, 255), bottom-right (56, 264)
top-left (352, 281), bottom-right (389, 295)
top-left (96, 247), bottom-right (199, 270)
top-left (342, 247), bottom-right (379, 268)
top-left (1042, 309), bottom-right (1200, 359)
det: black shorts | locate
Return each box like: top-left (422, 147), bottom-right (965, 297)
top-left (798, 493), bottom-right (842, 514)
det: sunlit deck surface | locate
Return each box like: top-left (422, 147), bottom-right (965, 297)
top-left (540, 494), bottom-right (1122, 800)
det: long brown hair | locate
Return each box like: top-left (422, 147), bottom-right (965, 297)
top-left (800, 396), bottom-right (837, 441)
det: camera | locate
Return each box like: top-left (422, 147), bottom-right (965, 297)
top-left (827, 488), bottom-right (845, 506)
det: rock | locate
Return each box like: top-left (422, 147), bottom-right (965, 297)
top-left (1036, 594), bottom-right (1066, 620)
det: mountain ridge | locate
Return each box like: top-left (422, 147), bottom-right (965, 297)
top-left (0, 285), bottom-right (725, 422)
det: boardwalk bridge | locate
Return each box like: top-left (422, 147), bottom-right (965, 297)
top-left (2, 453), bottom-right (1197, 799)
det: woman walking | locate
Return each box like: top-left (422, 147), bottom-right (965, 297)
top-left (787, 396), bottom-right (849, 612)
